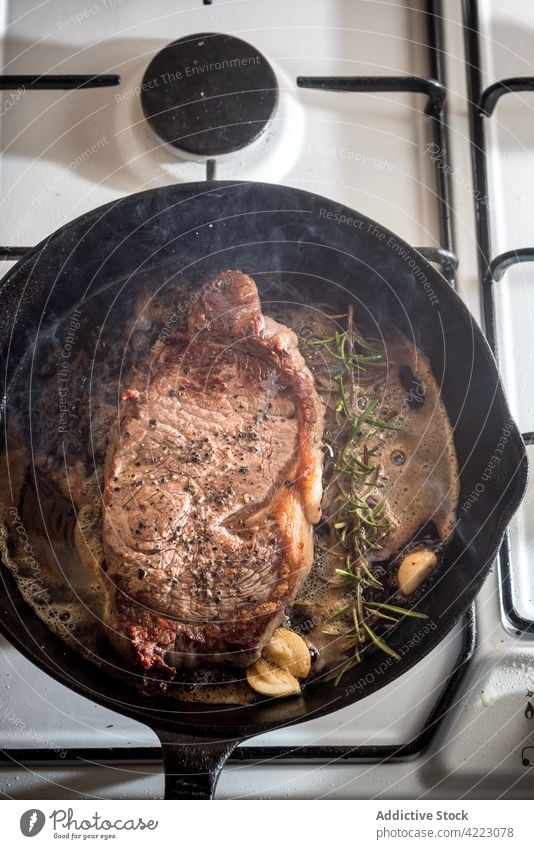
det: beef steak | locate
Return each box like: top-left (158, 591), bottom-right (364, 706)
top-left (103, 270), bottom-right (324, 677)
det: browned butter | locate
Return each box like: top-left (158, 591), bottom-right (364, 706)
top-left (0, 280), bottom-right (458, 703)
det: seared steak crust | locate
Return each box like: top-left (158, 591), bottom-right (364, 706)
top-left (103, 271), bottom-right (324, 676)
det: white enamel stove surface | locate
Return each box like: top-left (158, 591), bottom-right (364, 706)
top-left (0, 0), bottom-right (533, 799)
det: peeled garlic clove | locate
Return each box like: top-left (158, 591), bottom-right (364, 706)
top-left (398, 549), bottom-right (438, 596)
top-left (246, 658), bottom-right (301, 698)
top-left (263, 628), bottom-right (311, 679)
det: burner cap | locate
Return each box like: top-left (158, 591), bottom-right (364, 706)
top-left (141, 33), bottom-right (279, 157)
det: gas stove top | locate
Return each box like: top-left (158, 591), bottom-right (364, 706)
top-left (0, 0), bottom-right (533, 799)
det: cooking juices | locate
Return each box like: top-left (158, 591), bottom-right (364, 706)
top-left (0, 273), bottom-right (458, 703)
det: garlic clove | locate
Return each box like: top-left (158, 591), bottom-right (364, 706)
top-left (262, 627), bottom-right (311, 679)
top-left (398, 549), bottom-right (438, 596)
top-left (246, 658), bottom-right (301, 697)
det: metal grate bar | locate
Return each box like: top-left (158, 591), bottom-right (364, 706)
top-left (206, 158), bottom-right (216, 181)
top-left (479, 77), bottom-right (534, 116)
top-left (297, 75), bottom-right (445, 117)
top-left (463, 0), bottom-right (534, 633)
top-left (426, 0), bottom-right (456, 262)
top-left (298, 0), bottom-right (457, 287)
top-left (416, 246), bottom-right (459, 280)
top-left (0, 247), bottom-right (30, 261)
top-left (463, 0), bottom-right (496, 347)
top-left (0, 75), bottom-right (119, 258)
top-left (486, 248), bottom-right (534, 284)
top-left (0, 74), bottom-right (120, 90)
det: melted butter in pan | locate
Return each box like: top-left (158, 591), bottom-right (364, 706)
top-left (0, 289), bottom-right (459, 702)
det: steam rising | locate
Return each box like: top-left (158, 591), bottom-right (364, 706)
top-left (0, 270), bottom-right (458, 702)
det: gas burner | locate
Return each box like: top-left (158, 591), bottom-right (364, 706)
top-left (140, 33), bottom-right (279, 158)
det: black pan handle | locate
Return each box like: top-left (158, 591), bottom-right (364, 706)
top-left (155, 730), bottom-right (240, 799)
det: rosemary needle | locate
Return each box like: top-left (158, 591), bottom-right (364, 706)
top-left (334, 655), bottom-right (361, 687)
top-left (362, 622), bottom-right (401, 661)
top-left (365, 601), bottom-right (428, 619)
top-left (324, 603), bottom-right (352, 623)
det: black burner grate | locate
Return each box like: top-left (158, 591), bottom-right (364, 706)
top-left (0, 0), bottom-right (477, 768)
top-left (463, 0), bottom-right (534, 635)
top-left (0, 609), bottom-right (475, 767)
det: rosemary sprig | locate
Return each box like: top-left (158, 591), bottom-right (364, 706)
top-left (362, 622), bottom-right (401, 661)
top-left (365, 601), bottom-right (428, 619)
top-left (316, 310), bottom-right (426, 682)
top-left (324, 603), bottom-right (352, 623)
top-left (335, 568), bottom-right (361, 583)
top-left (334, 655), bottom-right (361, 687)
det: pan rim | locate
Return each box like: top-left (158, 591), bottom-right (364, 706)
top-left (0, 180), bottom-right (528, 736)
